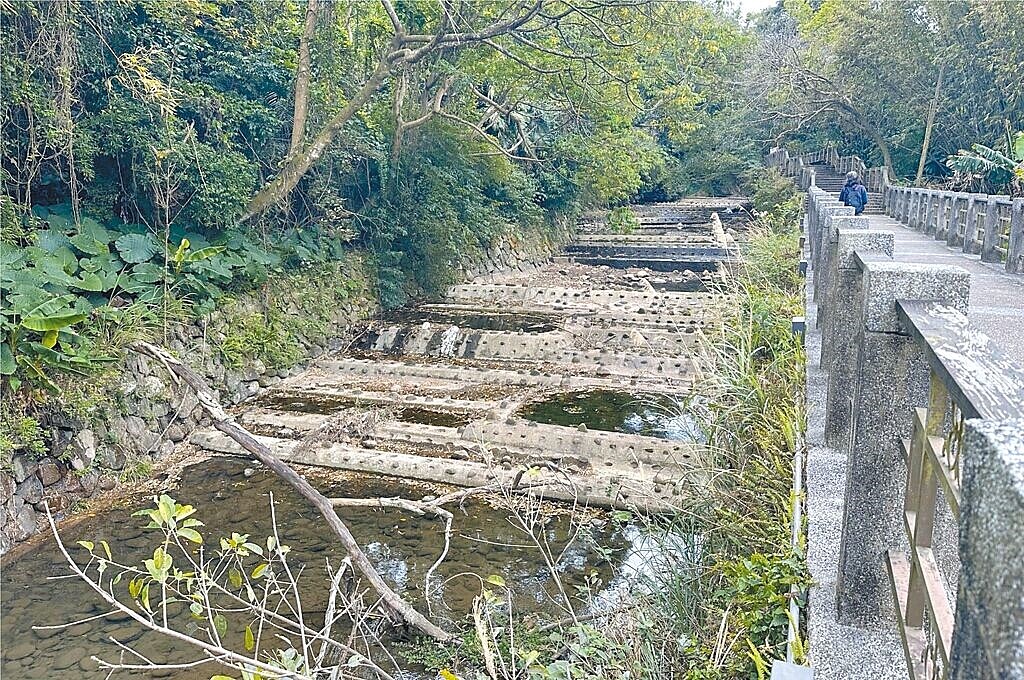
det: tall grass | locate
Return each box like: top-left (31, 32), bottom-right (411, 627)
top-left (410, 204), bottom-right (810, 679)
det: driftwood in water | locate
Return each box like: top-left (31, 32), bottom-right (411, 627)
top-left (131, 341), bottom-right (451, 642)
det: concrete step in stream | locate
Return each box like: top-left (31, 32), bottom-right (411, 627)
top-left (192, 197), bottom-right (748, 510)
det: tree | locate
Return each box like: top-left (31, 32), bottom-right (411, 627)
top-left (243, 0), bottom-right (729, 219)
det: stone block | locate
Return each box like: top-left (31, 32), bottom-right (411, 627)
top-left (0, 473), bottom-right (14, 502)
top-left (815, 219), bottom-right (878, 326)
top-left (813, 205), bottom-right (855, 275)
top-left (950, 418), bottom-right (1024, 680)
top-left (836, 331), bottom-right (930, 624)
top-left (11, 455), bottom-right (38, 483)
top-left (858, 259), bottom-right (970, 334)
top-left (37, 459), bottom-right (62, 486)
top-left (835, 231), bottom-right (895, 270)
top-left (819, 231), bottom-right (894, 373)
top-left (69, 429), bottom-right (96, 471)
top-left (14, 503), bottom-right (37, 540)
top-left (16, 475), bottom-right (43, 504)
top-left (835, 261), bottom-right (972, 625)
top-left (830, 215), bottom-right (872, 233)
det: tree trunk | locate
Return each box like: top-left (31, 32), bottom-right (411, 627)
top-left (130, 341), bottom-right (451, 642)
top-left (836, 100), bottom-right (895, 171)
top-left (288, 0), bottom-right (318, 158)
top-left (243, 57), bottom-right (393, 220)
top-left (915, 64), bottom-right (945, 186)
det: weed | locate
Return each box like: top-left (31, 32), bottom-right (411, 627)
top-left (0, 405), bottom-right (47, 462)
top-left (119, 456), bottom-right (153, 485)
top-left (219, 310), bottom-right (304, 370)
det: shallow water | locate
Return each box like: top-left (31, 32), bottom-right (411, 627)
top-left (255, 393), bottom-right (473, 427)
top-left (1, 457), bottom-right (635, 679)
top-left (519, 390), bottom-right (703, 442)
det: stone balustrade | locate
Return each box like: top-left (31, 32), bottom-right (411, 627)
top-left (800, 184), bottom-right (1024, 680)
top-left (767, 146), bottom-right (1024, 273)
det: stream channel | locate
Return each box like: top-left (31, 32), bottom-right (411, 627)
top-left (1, 198), bottom-right (741, 678)
top-left (2, 455), bottom-right (679, 679)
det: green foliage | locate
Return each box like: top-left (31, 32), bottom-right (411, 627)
top-left (0, 406), bottom-right (47, 462)
top-left (718, 552), bottom-right (808, 659)
top-left (364, 122), bottom-right (550, 305)
top-left (217, 259), bottom-right (367, 368)
top-left (219, 310), bottom-right (304, 370)
top-left (606, 207), bottom-right (639, 235)
top-left (119, 456), bottom-right (153, 485)
top-left (747, 169), bottom-right (799, 217)
top-left (770, 0), bottom-right (1024, 186)
top-left (946, 130), bottom-right (1024, 195)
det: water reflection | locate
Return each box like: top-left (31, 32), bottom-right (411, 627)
top-left (519, 390), bottom-right (705, 442)
top-left (1, 457), bottom-right (635, 679)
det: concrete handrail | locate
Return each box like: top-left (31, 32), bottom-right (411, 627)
top-left (803, 182), bottom-right (1024, 679)
top-left (768, 146), bottom-right (1024, 273)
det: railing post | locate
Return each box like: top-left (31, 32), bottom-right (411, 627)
top-left (980, 198), bottom-right (1002, 263)
top-left (949, 419), bottom-right (1024, 679)
top-left (835, 259), bottom-right (970, 625)
top-left (935, 193), bottom-right (951, 241)
top-left (812, 202), bottom-right (854, 287)
top-left (816, 214), bottom-right (873, 330)
top-left (947, 194), bottom-right (965, 248)
top-left (963, 195), bottom-right (983, 254)
top-left (925, 191), bottom-right (939, 235)
top-left (916, 191), bottom-right (926, 231)
top-left (821, 231), bottom-right (895, 449)
top-left (1007, 198), bottom-right (1024, 274)
top-left (908, 192), bottom-right (919, 229)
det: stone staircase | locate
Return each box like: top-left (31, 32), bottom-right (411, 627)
top-left (810, 163), bottom-right (884, 214)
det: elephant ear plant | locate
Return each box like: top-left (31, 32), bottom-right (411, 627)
top-left (0, 201), bottom-right (235, 393)
top-left (946, 130), bottom-right (1024, 195)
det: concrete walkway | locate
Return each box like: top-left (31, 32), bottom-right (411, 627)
top-left (869, 215), bottom-right (1024, 367)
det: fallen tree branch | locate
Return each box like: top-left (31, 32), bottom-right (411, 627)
top-left (130, 341), bottom-right (451, 642)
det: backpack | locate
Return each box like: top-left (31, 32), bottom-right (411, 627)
top-left (843, 183), bottom-right (867, 213)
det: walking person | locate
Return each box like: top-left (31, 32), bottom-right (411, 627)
top-left (839, 171), bottom-right (868, 215)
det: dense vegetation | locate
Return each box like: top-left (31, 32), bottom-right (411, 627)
top-left (1, 0), bottom-right (1020, 674)
top-left (750, 0), bottom-right (1023, 192)
top-left (1, 0), bottom-right (751, 401)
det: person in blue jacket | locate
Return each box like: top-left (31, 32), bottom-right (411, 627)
top-left (839, 171), bottom-right (869, 215)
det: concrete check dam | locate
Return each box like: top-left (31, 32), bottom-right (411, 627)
top-left (0, 198), bottom-right (748, 679)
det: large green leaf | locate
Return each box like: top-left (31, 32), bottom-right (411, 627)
top-left (0, 343), bottom-right (14, 376)
top-left (0, 243), bottom-right (27, 269)
top-left (184, 245), bottom-right (226, 262)
top-left (53, 247), bottom-right (79, 273)
top-left (21, 312), bottom-right (88, 332)
top-left (77, 217), bottom-right (110, 243)
top-left (35, 230), bottom-right (72, 253)
top-left (0, 267), bottom-right (44, 289)
top-left (130, 262), bottom-right (165, 283)
top-left (71, 272), bottom-right (106, 292)
top-left (79, 252), bottom-right (123, 273)
top-left (119, 275), bottom-right (154, 294)
top-left (34, 257), bottom-right (76, 286)
top-left (70, 233), bottom-right (110, 256)
top-left (4, 286), bottom-right (51, 315)
top-left (115, 233), bottom-right (160, 263)
top-left (1012, 132), bottom-right (1024, 163)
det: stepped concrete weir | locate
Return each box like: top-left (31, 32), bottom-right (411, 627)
top-left (191, 198), bottom-right (748, 512)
